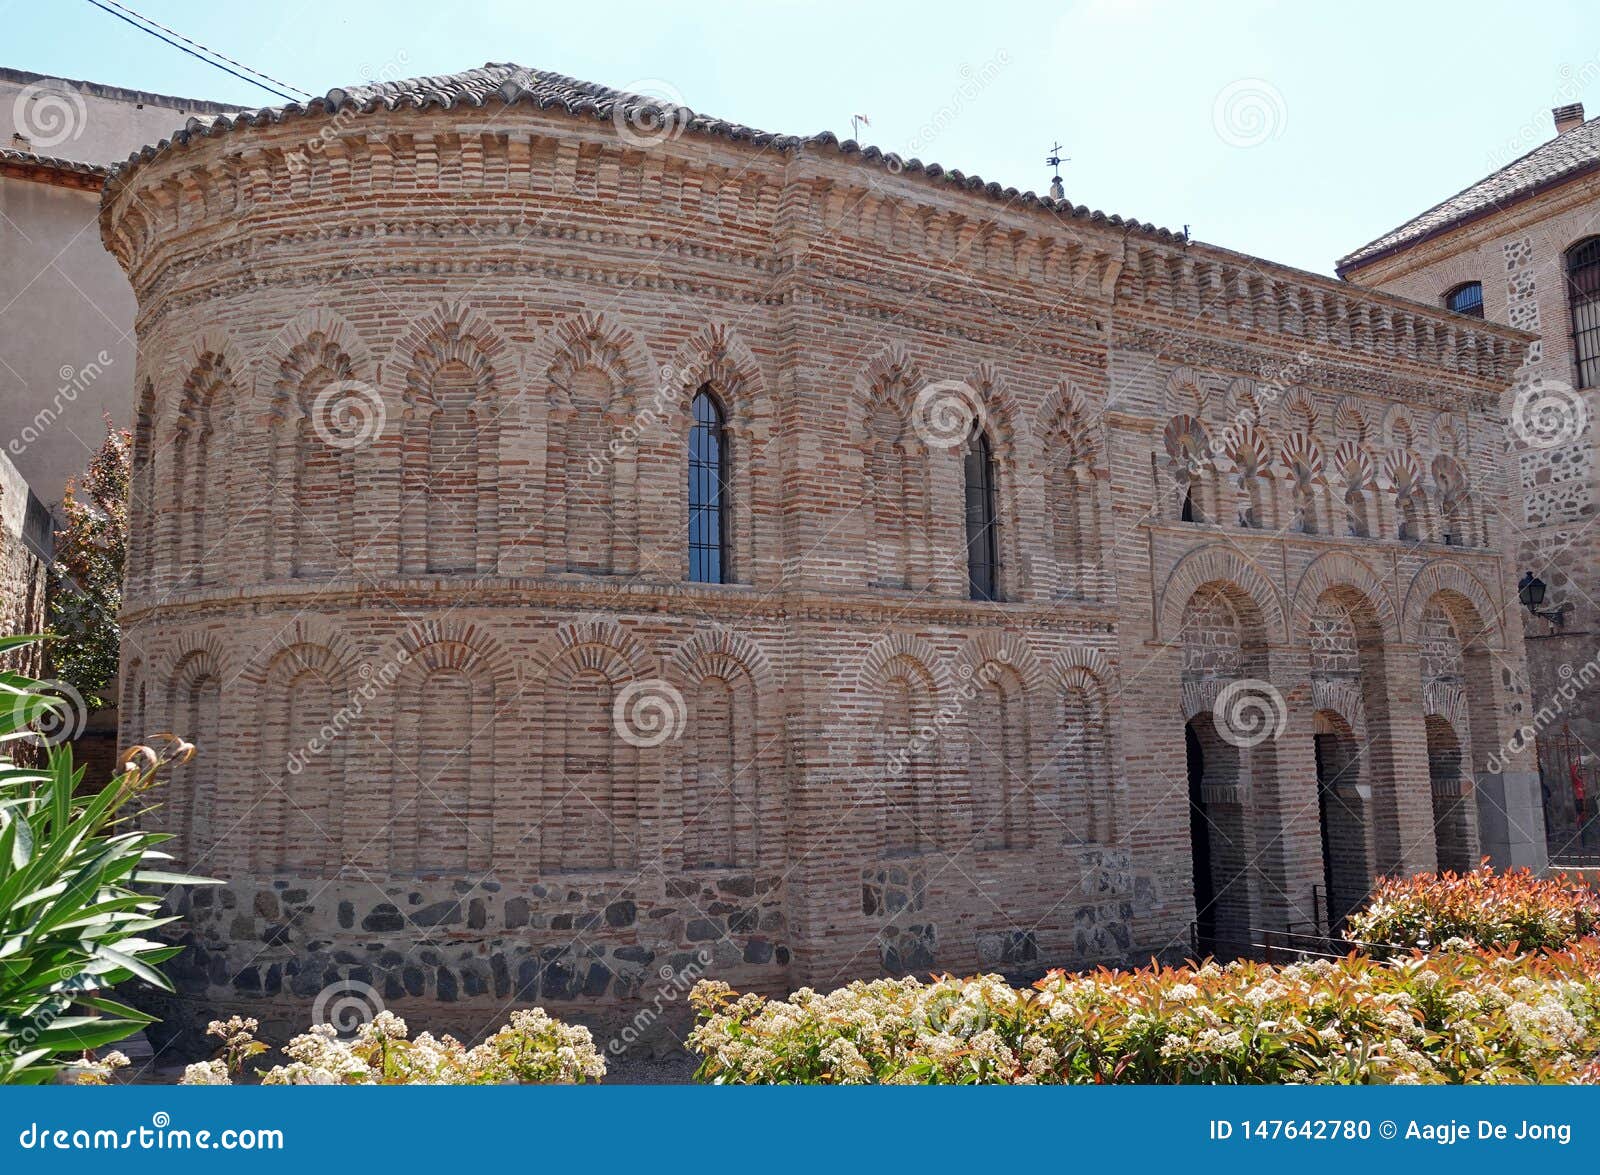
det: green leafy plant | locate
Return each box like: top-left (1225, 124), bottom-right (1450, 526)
top-left (0, 636), bottom-right (212, 1083)
top-left (46, 422), bottom-right (129, 710)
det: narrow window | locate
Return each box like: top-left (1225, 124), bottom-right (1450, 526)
top-left (688, 388), bottom-right (729, 583)
top-left (1443, 281), bottom-right (1484, 319)
top-left (1566, 238), bottom-right (1600, 388)
top-left (964, 427), bottom-right (1000, 601)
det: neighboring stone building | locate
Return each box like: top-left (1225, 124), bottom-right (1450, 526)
top-left (1339, 103), bottom-right (1600, 861)
top-left (0, 447), bottom-right (50, 673)
top-left (100, 64), bottom-right (1540, 1050)
top-left (1, 67), bottom-right (236, 516)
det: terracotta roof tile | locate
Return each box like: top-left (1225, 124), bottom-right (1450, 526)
top-left (107, 62), bottom-right (1182, 243)
top-left (0, 146), bottom-right (109, 187)
top-left (1338, 115), bottom-right (1600, 273)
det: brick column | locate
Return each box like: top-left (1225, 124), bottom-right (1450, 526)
top-left (1368, 641), bottom-right (1438, 875)
top-left (1252, 648), bottom-right (1323, 932)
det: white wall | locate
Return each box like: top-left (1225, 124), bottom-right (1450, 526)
top-left (0, 69), bottom-right (237, 514)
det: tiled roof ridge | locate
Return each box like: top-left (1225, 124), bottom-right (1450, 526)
top-left (0, 145), bottom-right (110, 180)
top-left (1338, 111), bottom-right (1600, 273)
top-left (104, 61), bottom-right (1183, 244)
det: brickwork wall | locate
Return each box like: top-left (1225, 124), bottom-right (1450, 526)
top-left (100, 97), bottom-right (1537, 1050)
top-left (1342, 179), bottom-right (1600, 771)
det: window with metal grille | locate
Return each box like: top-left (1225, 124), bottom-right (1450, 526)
top-left (1567, 238), bottom-right (1600, 389)
top-left (963, 428), bottom-right (1000, 601)
top-left (688, 387), bottom-right (730, 583)
top-left (1444, 281), bottom-right (1483, 319)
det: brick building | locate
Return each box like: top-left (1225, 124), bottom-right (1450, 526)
top-left (100, 64), bottom-right (1541, 1048)
top-left (1339, 103), bottom-right (1600, 862)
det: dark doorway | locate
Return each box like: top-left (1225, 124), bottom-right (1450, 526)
top-left (1312, 714), bottom-right (1369, 933)
top-left (1425, 715), bottom-right (1473, 872)
top-left (1186, 722), bottom-right (1216, 953)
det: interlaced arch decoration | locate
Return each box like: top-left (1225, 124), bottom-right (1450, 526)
top-left (855, 631), bottom-right (951, 856)
top-left (1163, 413), bottom-right (1215, 522)
top-left (1431, 454), bottom-right (1473, 546)
top-left (1383, 449), bottom-right (1430, 542)
top-left (1226, 376), bottom-right (1263, 426)
top-left (1381, 404), bottom-right (1418, 451)
top-left (1165, 365), bottom-right (1210, 416)
top-left (1226, 422), bottom-right (1274, 529)
top-left (953, 631), bottom-right (1048, 847)
top-left (255, 309), bottom-right (376, 579)
top-left (1331, 396), bottom-right (1370, 443)
top-left (870, 648), bottom-right (944, 857)
top-left (1279, 431), bottom-right (1326, 534)
top-left (1281, 386), bottom-right (1318, 435)
top-left (1428, 411), bottom-right (1467, 458)
top-left (234, 614), bottom-right (364, 697)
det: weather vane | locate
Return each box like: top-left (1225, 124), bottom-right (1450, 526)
top-left (1046, 140), bottom-right (1068, 200)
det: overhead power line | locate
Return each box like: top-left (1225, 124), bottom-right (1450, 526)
top-left (82, 0), bottom-right (313, 103)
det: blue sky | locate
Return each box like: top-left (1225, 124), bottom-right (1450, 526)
top-left (6, 0), bottom-right (1599, 275)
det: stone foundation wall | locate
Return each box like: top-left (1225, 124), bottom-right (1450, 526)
top-left (151, 871), bottom-right (791, 1056)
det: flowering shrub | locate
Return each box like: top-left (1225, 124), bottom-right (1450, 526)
top-left (689, 942), bottom-right (1600, 1084)
top-left (1345, 867), bottom-right (1600, 953)
top-left (178, 1010), bottom-right (605, 1085)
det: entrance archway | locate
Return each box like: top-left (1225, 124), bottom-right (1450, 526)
top-left (1312, 710), bottom-right (1370, 931)
top-left (1185, 712), bottom-right (1250, 956)
top-left (1425, 715), bottom-right (1473, 872)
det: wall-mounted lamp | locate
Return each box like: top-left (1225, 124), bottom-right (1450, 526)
top-left (1518, 572), bottom-right (1566, 627)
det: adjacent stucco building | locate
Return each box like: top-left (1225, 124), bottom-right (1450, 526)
top-left (1, 67), bottom-right (236, 516)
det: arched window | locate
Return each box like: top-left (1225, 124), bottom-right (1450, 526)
top-left (963, 427), bottom-right (1000, 601)
top-left (1443, 281), bottom-right (1483, 319)
top-left (1566, 237), bottom-right (1600, 388)
top-left (688, 388), bottom-right (730, 583)
top-left (1344, 486), bottom-right (1370, 538)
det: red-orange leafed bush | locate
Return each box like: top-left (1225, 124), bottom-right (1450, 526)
top-left (1345, 865), bottom-right (1600, 953)
top-left (689, 942), bottom-right (1600, 1084)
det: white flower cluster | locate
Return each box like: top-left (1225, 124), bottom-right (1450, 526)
top-left (177, 1007), bottom-right (605, 1085)
top-left (689, 939), bottom-right (1600, 1084)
